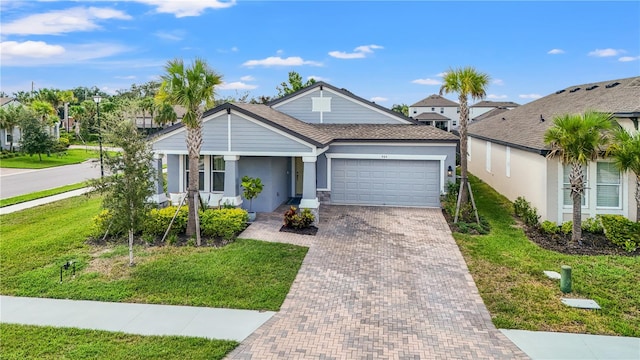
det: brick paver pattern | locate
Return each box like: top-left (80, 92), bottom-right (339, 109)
top-left (228, 205), bottom-right (528, 359)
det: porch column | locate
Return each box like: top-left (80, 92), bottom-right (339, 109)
top-left (299, 156), bottom-right (320, 222)
top-left (222, 155), bottom-right (243, 207)
top-left (150, 153), bottom-right (168, 207)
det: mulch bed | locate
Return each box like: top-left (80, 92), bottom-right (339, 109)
top-left (279, 225), bottom-right (318, 236)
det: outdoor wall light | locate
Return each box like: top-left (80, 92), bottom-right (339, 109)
top-left (447, 166), bottom-right (453, 177)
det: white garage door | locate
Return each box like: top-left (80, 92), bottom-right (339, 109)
top-left (331, 159), bottom-right (441, 207)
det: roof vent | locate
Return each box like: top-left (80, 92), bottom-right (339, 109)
top-left (555, 89), bottom-right (566, 94)
top-left (586, 85), bottom-right (599, 91)
top-left (569, 87), bottom-right (581, 93)
top-left (502, 117), bottom-right (506, 121)
top-left (606, 82), bottom-right (620, 88)
top-left (540, 114), bottom-right (545, 122)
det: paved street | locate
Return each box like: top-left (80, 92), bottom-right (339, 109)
top-left (0, 161), bottom-right (101, 199)
top-left (228, 205), bottom-right (527, 359)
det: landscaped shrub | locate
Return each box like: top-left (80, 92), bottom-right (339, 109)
top-left (200, 208), bottom-right (249, 240)
top-left (89, 209), bottom-right (120, 238)
top-left (561, 221), bottom-right (573, 235)
top-left (540, 220), bottom-right (559, 235)
top-left (513, 196), bottom-right (540, 227)
top-left (513, 197), bottom-right (529, 217)
top-left (283, 206), bottom-right (315, 229)
top-left (600, 215), bottom-right (640, 252)
top-left (582, 216), bottom-right (604, 234)
top-left (143, 206), bottom-right (188, 236)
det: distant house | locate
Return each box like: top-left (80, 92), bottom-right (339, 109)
top-left (468, 76), bottom-right (640, 223)
top-left (135, 105), bottom-right (186, 133)
top-left (0, 97), bottom-right (60, 151)
top-left (470, 101), bottom-right (519, 121)
top-left (409, 94), bottom-right (459, 131)
top-left (151, 82), bottom-right (458, 217)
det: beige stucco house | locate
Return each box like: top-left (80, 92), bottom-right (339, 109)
top-left (467, 76), bottom-right (640, 223)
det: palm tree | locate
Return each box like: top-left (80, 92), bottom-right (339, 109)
top-left (608, 126), bottom-right (640, 221)
top-left (0, 104), bottom-right (31, 151)
top-left (544, 111), bottom-right (613, 243)
top-left (139, 97), bottom-right (155, 133)
top-left (439, 66), bottom-right (490, 215)
top-left (156, 58), bottom-right (222, 239)
top-left (154, 102), bottom-right (177, 128)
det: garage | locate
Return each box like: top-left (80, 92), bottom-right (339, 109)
top-left (331, 158), bottom-right (441, 207)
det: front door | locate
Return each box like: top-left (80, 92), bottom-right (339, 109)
top-left (295, 157), bottom-right (304, 196)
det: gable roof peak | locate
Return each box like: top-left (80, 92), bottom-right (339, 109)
top-left (410, 94), bottom-right (459, 107)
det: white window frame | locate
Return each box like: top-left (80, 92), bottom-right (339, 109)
top-left (506, 146), bottom-right (511, 178)
top-left (485, 141), bottom-right (491, 172)
top-left (210, 155), bottom-right (225, 193)
top-left (562, 164), bottom-right (588, 208)
top-left (185, 155), bottom-right (206, 192)
top-left (595, 161), bottom-right (622, 209)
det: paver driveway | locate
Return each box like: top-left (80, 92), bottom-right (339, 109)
top-left (228, 205), bottom-right (527, 359)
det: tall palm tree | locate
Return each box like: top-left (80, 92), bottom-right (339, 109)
top-left (154, 102), bottom-right (177, 128)
top-left (544, 111), bottom-right (613, 243)
top-left (156, 58), bottom-right (222, 239)
top-left (439, 66), bottom-right (490, 214)
top-left (608, 126), bottom-right (640, 221)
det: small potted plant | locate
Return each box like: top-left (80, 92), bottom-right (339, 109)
top-left (241, 175), bottom-right (263, 222)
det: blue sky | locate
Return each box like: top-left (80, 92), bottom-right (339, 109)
top-left (1, 0), bottom-right (639, 106)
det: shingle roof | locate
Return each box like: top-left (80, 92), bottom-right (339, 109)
top-left (311, 124), bottom-right (459, 142)
top-left (468, 76), bottom-right (640, 152)
top-left (0, 97), bottom-right (17, 106)
top-left (471, 101), bottom-right (520, 108)
top-left (472, 107), bottom-right (509, 122)
top-left (414, 112), bottom-right (450, 121)
top-left (410, 94), bottom-right (458, 107)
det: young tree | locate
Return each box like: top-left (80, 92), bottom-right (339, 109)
top-left (156, 58), bottom-right (223, 241)
top-left (20, 116), bottom-right (55, 160)
top-left (439, 67), bottom-right (490, 214)
top-left (0, 104), bottom-right (32, 151)
top-left (608, 126), bottom-right (640, 221)
top-left (277, 71), bottom-right (316, 97)
top-left (88, 111), bottom-right (155, 266)
top-left (391, 104), bottom-right (409, 117)
top-left (544, 111), bottom-right (613, 243)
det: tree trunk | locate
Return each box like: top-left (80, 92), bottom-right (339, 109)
top-left (458, 95), bottom-right (470, 208)
top-left (185, 125), bottom-right (202, 237)
top-left (569, 162), bottom-right (584, 243)
top-left (129, 228), bottom-right (135, 266)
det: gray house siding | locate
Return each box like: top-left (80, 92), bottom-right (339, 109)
top-left (230, 115), bottom-right (311, 153)
top-left (274, 89), bottom-right (407, 125)
top-left (201, 115), bottom-right (230, 152)
top-left (152, 130), bottom-right (186, 152)
top-left (239, 157), bottom-right (289, 212)
top-left (166, 154), bottom-right (180, 193)
top-left (317, 153), bottom-right (328, 189)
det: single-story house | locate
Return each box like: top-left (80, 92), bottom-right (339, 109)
top-left (467, 76), bottom-right (640, 223)
top-left (0, 97), bottom-right (60, 151)
top-left (150, 82), bottom-right (458, 218)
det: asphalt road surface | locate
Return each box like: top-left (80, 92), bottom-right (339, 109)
top-left (0, 161), bottom-right (101, 199)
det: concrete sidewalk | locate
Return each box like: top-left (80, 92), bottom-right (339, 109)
top-left (0, 188), bottom-right (92, 215)
top-left (0, 296), bottom-right (274, 342)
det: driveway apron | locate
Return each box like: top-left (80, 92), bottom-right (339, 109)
top-left (228, 206), bottom-right (527, 359)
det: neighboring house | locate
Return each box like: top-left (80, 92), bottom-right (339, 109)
top-left (0, 97), bottom-right (22, 151)
top-left (135, 105), bottom-right (186, 132)
top-left (470, 100), bottom-right (519, 120)
top-left (467, 76), bottom-right (640, 223)
top-left (408, 94), bottom-right (459, 131)
top-left (151, 82), bottom-right (458, 218)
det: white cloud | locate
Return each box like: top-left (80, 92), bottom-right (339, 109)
top-left (133, 0), bottom-right (236, 18)
top-left (2, 6), bottom-right (131, 35)
top-left (547, 48), bottom-right (565, 54)
top-left (1, 41), bottom-right (130, 66)
top-left (242, 56), bottom-right (322, 67)
top-left (115, 75), bottom-right (137, 80)
top-left (588, 48), bottom-right (621, 57)
top-left (219, 81), bottom-right (257, 90)
top-left (329, 44), bottom-right (383, 59)
top-left (217, 46), bottom-right (239, 53)
top-left (619, 56), bottom-right (640, 62)
top-left (308, 75), bottom-right (329, 82)
top-left (370, 96), bottom-right (387, 103)
top-left (154, 30), bottom-right (185, 41)
top-left (240, 75), bottom-right (255, 81)
top-left (487, 94), bottom-right (508, 99)
top-left (411, 78), bottom-right (441, 86)
top-left (436, 72), bottom-right (448, 77)
top-left (519, 94), bottom-right (542, 99)
top-left (493, 79), bottom-right (504, 86)
top-left (1, 41), bottom-right (65, 58)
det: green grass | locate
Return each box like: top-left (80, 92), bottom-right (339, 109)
top-left (454, 174), bottom-right (640, 337)
top-left (0, 149), bottom-right (99, 169)
top-left (0, 196), bottom-right (308, 311)
top-left (0, 182), bottom-right (88, 207)
top-left (0, 324), bottom-right (237, 360)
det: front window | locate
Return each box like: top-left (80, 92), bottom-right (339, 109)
top-left (563, 164), bottom-right (587, 207)
top-left (596, 162), bottom-right (621, 208)
top-left (211, 156), bottom-right (225, 192)
top-left (185, 155), bottom-right (205, 191)
top-left (6, 134), bottom-right (12, 143)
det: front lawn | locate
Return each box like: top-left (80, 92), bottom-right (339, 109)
top-left (0, 324), bottom-right (237, 360)
top-left (0, 182), bottom-right (88, 207)
top-left (0, 149), bottom-right (99, 169)
top-left (453, 175), bottom-right (639, 337)
top-left (0, 196), bottom-right (308, 311)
